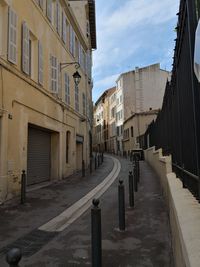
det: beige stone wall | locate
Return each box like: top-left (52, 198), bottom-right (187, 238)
top-left (0, 0), bottom-right (93, 203)
top-left (123, 113), bottom-right (157, 153)
top-left (145, 147), bottom-right (200, 267)
top-left (122, 64), bottom-right (170, 121)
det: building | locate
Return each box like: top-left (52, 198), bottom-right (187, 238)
top-left (93, 87), bottom-right (115, 152)
top-left (108, 87), bottom-right (117, 153)
top-left (123, 109), bottom-right (159, 155)
top-left (0, 0), bottom-right (96, 203)
top-left (115, 63), bottom-right (170, 153)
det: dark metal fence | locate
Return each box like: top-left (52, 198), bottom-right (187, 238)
top-left (142, 0), bottom-right (200, 199)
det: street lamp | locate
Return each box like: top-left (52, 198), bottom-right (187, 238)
top-left (60, 61), bottom-right (81, 86)
top-left (73, 71), bottom-right (81, 86)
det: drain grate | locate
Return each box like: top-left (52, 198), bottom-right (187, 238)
top-left (0, 229), bottom-right (57, 258)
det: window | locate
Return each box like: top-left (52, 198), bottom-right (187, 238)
top-left (50, 55), bottom-right (58, 92)
top-left (75, 85), bottom-right (79, 111)
top-left (75, 37), bottom-right (79, 60)
top-left (38, 41), bottom-right (43, 85)
top-left (131, 126), bottom-right (134, 137)
top-left (69, 25), bottom-right (75, 56)
top-left (39, 0), bottom-right (44, 9)
top-left (8, 7), bottom-right (17, 64)
top-left (82, 93), bottom-right (86, 115)
top-left (56, 0), bottom-right (61, 36)
top-left (86, 20), bottom-right (90, 37)
top-left (47, 0), bottom-right (52, 22)
top-left (62, 12), bottom-right (67, 44)
top-left (66, 131), bottom-right (70, 163)
top-left (86, 50), bottom-right (91, 77)
top-left (22, 22), bottom-right (30, 75)
top-left (64, 72), bottom-right (70, 104)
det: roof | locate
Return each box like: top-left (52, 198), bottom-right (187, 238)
top-left (95, 87), bottom-right (116, 106)
top-left (88, 0), bottom-right (97, 49)
top-left (124, 109), bottom-right (159, 124)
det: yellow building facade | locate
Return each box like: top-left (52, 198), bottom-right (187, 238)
top-left (123, 110), bottom-right (158, 154)
top-left (0, 0), bottom-right (96, 203)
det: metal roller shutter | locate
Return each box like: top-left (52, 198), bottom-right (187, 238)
top-left (27, 127), bottom-right (51, 185)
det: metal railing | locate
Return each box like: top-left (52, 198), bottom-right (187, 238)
top-left (141, 0), bottom-right (200, 200)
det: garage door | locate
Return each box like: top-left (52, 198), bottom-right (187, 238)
top-left (27, 127), bottom-right (51, 186)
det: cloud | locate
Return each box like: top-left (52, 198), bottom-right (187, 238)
top-left (93, 73), bottom-right (120, 101)
top-left (92, 0), bottom-right (180, 101)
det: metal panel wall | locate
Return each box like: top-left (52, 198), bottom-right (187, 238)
top-left (27, 127), bottom-right (51, 185)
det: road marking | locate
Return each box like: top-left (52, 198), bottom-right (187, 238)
top-left (39, 156), bottom-right (121, 232)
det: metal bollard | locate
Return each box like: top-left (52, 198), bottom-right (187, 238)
top-left (118, 180), bottom-right (125, 231)
top-left (101, 152), bottom-right (104, 163)
top-left (133, 165), bottom-right (138, 192)
top-left (129, 171), bottom-right (134, 207)
top-left (82, 160), bottom-right (85, 177)
top-left (6, 248), bottom-right (22, 267)
top-left (90, 158), bottom-right (93, 173)
top-left (21, 170), bottom-right (26, 204)
top-left (95, 156), bottom-right (97, 170)
top-left (136, 159), bottom-right (140, 183)
top-left (91, 198), bottom-right (102, 267)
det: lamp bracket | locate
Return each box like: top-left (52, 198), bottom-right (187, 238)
top-left (60, 62), bottom-right (80, 71)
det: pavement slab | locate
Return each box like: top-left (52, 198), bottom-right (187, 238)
top-left (3, 156), bottom-right (174, 267)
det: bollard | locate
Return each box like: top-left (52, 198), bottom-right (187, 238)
top-left (133, 165), bottom-right (138, 192)
top-left (82, 160), bottom-right (85, 177)
top-left (129, 171), bottom-right (134, 208)
top-left (21, 170), bottom-right (26, 204)
top-left (91, 198), bottom-right (102, 267)
top-left (97, 154), bottom-right (100, 167)
top-left (6, 248), bottom-right (22, 267)
top-left (90, 157), bottom-right (93, 173)
top-left (101, 152), bottom-right (104, 163)
top-left (118, 180), bottom-right (125, 231)
top-left (95, 156), bottom-right (97, 170)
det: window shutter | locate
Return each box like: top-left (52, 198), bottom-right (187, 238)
top-left (50, 55), bottom-right (58, 93)
top-left (57, 61), bottom-right (61, 96)
top-left (69, 25), bottom-right (75, 56)
top-left (8, 7), bottom-right (17, 64)
top-left (69, 25), bottom-right (73, 54)
top-left (78, 42), bottom-right (81, 65)
top-left (47, 0), bottom-right (52, 22)
top-left (62, 12), bottom-right (67, 44)
top-left (39, 0), bottom-right (44, 9)
top-left (64, 73), bottom-right (70, 105)
top-left (22, 22), bottom-right (30, 75)
top-left (56, 0), bottom-right (61, 36)
top-left (38, 41), bottom-right (43, 85)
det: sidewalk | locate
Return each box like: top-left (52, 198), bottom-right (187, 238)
top-left (0, 156), bottom-right (173, 266)
top-left (0, 156), bottom-right (113, 250)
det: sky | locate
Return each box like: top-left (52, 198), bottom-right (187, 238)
top-left (92, 0), bottom-right (180, 102)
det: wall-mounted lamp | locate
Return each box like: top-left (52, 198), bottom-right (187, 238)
top-left (60, 61), bottom-right (81, 86)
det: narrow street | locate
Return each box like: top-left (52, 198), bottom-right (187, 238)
top-left (0, 156), bottom-right (173, 266)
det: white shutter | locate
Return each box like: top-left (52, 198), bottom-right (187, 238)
top-left (64, 73), bottom-right (70, 104)
top-left (8, 7), bottom-right (17, 64)
top-left (69, 25), bottom-right (73, 54)
top-left (56, 0), bottom-right (61, 36)
top-left (50, 55), bottom-right (58, 93)
top-left (22, 22), bottom-right (30, 75)
top-left (62, 12), bottom-right (67, 44)
top-left (57, 60), bottom-right (61, 96)
top-left (47, 0), bottom-right (52, 22)
top-left (38, 41), bottom-right (43, 85)
top-left (78, 42), bottom-right (81, 64)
